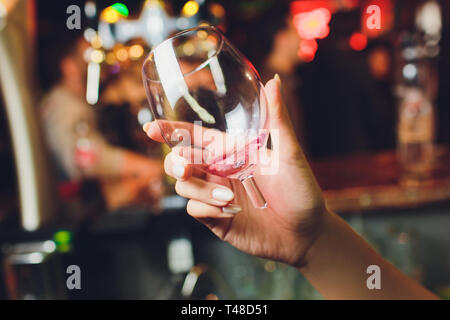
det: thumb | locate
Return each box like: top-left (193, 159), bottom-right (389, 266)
top-left (264, 74), bottom-right (302, 159)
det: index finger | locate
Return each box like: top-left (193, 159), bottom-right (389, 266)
top-left (143, 120), bottom-right (214, 145)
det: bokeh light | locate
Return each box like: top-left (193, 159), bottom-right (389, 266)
top-left (182, 1), bottom-right (200, 17)
top-left (349, 32), bottom-right (368, 51)
top-left (129, 44), bottom-right (144, 60)
top-left (293, 8), bottom-right (331, 40)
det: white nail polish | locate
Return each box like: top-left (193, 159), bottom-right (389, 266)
top-left (173, 163), bottom-right (185, 179)
top-left (212, 188), bottom-right (234, 202)
top-left (222, 205), bottom-right (242, 215)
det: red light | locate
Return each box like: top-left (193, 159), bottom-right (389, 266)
top-left (341, 0), bottom-right (360, 9)
top-left (291, 1), bottom-right (336, 15)
top-left (349, 32), bottom-right (368, 51)
top-left (291, 2), bottom-right (334, 63)
top-left (298, 39), bottom-right (318, 62)
top-left (293, 8), bottom-right (331, 40)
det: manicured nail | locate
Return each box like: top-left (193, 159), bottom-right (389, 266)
top-left (222, 204), bottom-right (242, 215)
top-left (172, 154), bottom-right (187, 179)
top-left (173, 163), bottom-right (185, 179)
top-left (212, 188), bottom-right (234, 202)
top-left (274, 73), bottom-right (282, 88)
top-left (143, 122), bottom-right (151, 133)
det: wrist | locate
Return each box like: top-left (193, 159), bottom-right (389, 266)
top-left (295, 206), bottom-right (334, 270)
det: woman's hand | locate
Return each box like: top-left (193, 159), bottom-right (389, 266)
top-left (144, 75), bottom-right (328, 267)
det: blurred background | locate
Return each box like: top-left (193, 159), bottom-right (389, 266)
top-left (0, 0), bottom-right (449, 299)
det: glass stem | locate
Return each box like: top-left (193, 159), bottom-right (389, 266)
top-left (241, 176), bottom-right (267, 209)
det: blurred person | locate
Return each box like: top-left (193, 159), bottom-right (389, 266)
top-left (144, 75), bottom-right (439, 300)
top-left (298, 10), bottom-right (396, 159)
top-left (39, 31), bottom-right (164, 212)
top-left (98, 49), bottom-right (156, 154)
top-left (231, 5), bottom-right (396, 160)
top-left (229, 2), bottom-right (306, 150)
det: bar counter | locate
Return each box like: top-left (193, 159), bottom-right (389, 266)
top-left (311, 145), bottom-right (450, 214)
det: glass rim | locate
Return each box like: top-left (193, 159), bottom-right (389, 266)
top-left (142, 25), bottom-right (225, 82)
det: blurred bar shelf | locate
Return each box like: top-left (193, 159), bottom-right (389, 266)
top-left (311, 145), bottom-right (450, 214)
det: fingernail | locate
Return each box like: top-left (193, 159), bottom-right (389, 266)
top-left (173, 163), bottom-right (185, 179)
top-left (143, 122), bottom-right (151, 133)
top-left (222, 205), bottom-right (242, 215)
top-left (212, 188), bottom-right (234, 202)
top-left (172, 154), bottom-right (187, 179)
top-left (274, 73), bottom-right (282, 90)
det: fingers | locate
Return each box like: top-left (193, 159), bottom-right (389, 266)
top-left (143, 120), bottom-right (234, 159)
top-left (162, 151), bottom-right (242, 217)
top-left (167, 151), bottom-right (236, 207)
top-left (187, 200), bottom-right (241, 219)
top-left (143, 121), bottom-right (166, 143)
top-left (176, 177), bottom-right (235, 207)
top-left (144, 120), bottom-right (221, 146)
top-left (164, 152), bottom-right (194, 181)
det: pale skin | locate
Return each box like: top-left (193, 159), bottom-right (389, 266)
top-left (144, 75), bottom-right (439, 300)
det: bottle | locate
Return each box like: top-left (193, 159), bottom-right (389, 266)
top-left (396, 34), bottom-right (436, 183)
top-left (74, 118), bottom-right (98, 177)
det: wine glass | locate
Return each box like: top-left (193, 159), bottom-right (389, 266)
top-left (142, 25), bottom-right (269, 209)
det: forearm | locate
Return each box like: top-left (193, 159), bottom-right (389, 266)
top-left (299, 210), bottom-right (439, 300)
top-left (120, 150), bottom-right (163, 179)
top-left (90, 144), bottom-right (125, 179)
top-left (93, 148), bottom-right (149, 179)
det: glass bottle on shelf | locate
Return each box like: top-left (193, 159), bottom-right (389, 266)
top-left (74, 118), bottom-right (98, 177)
top-left (396, 33), bottom-right (437, 184)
